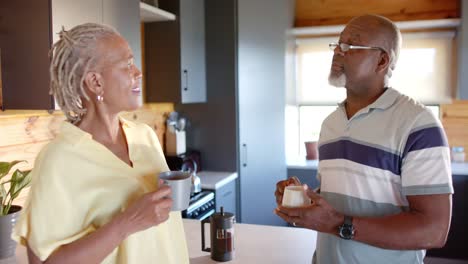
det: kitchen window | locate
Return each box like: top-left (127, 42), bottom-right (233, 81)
top-left (286, 29), bottom-right (455, 159)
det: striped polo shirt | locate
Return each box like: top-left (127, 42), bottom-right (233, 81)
top-left (314, 87), bottom-right (453, 264)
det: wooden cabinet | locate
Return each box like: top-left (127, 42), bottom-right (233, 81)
top-left (144, 0), bottom-right (206, 104)
top-left (0, 0), bottom-right (141, 110)
top-left (0, 0), bottom-right (53, 110)
top-left (214, 180), bottom-right (236, 215)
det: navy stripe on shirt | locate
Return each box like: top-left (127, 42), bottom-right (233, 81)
top-left (403, 126), bottom-right (448, 158)
top-left (319, 139), bottom-right (402, 176)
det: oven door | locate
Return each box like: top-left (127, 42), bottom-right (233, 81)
top-left (182, 191), bottom-right (215, 220)
top-left (194, 208), bottom-right (215, 221)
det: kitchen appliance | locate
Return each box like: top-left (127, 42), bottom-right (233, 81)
top-left (182, 190), bottom-right (215, 220)
top-left (165, 150), bottom-right (201, 173)
top-left (165, 112), bottom-right (187, 155)
top-left (181, 158), bottom-right (201, 195)
top-left (201, 207), bottom-right (235, 262)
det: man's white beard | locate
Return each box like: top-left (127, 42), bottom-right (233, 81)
top-left (328, 73), bottom-right (346, 88)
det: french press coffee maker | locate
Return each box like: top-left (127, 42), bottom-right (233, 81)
top-left (201, 207), bottom-right (235, 262)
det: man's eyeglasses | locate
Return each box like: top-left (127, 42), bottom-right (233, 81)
top-left (329, 42), bottom-right (386, 53)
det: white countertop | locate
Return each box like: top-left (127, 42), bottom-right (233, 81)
top-left (287, 156), bottom-right (468, 176)
top-left (186, 219), bottom-right (316, 264)
top-left (6, 219), bottom-right (317, 264)
top-left (197, 171), bottom-right (238, 190)
top-left (451, 162), bottom-right (468, 175)
top-left (287, 157), bottom-right (319, 171)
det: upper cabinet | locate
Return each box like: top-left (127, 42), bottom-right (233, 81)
top-left (52, 0), bottom-right (101, 44)
top-left (144, 0), bottom-right (206, 104)
top-left (140, 2), bottom-right (176, 22)
top-left (0, 0), bottom-right (141, 110)
top-left (52, 0), bottom-right (142, 79)
top-left (0, 1), bottom-right (53, 110)
top-left (102, 0), bottom-right (141, 72)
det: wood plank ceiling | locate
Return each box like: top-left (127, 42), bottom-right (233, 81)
top-left (295, 0), bottom-right (460, 27)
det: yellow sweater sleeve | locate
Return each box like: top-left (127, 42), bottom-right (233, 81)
top-left (13, 143), bottom-right (98, 260)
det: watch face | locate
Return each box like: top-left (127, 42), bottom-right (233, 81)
top-left (342, 228), bottom-right (352, 237)
top-left (340, 225), bottom-right (354, 239)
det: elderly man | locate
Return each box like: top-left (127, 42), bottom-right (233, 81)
top-left (275, 14), bottom-right (453, 264)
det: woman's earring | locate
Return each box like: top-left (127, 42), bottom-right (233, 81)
top-left (97, 95), bottom-right (104, 102)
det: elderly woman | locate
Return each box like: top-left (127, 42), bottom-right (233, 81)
top-left (12, 23), bottom-right (189, 264)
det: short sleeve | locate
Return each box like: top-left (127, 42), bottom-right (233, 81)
top-left (401, 109), bottom-right (453, 196)
top-left (12, 146), bottom-right (97, 261)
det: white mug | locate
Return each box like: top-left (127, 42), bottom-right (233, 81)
top-left (159, 171), bottom-right (192, 211)
top-left (282, 185), bottom-right (310, 207)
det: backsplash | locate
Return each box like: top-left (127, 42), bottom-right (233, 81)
top-left (441, 100), bottom-right (468, 153)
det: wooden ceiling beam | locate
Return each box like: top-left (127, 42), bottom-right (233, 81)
top-left (295, 0), bottom-right (460, 27)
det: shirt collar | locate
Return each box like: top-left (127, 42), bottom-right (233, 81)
top-left (338, 87), bottom-right (400, 111)
top-left (367, 87), bottom-right (400, 110)
top-left (119, 115), bottom-right (135, 129)
top-left (59, 121), bottom-right (92, 145)
top-left (59, 116), bottom-right (136, 145)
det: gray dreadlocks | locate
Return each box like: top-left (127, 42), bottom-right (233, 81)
top-left (49, 23), bottom-right (120, 123)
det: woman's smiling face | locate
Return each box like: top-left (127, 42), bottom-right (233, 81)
top-left (97, 34), bottom-right (143, 113)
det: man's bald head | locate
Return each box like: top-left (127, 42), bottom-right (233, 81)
top-left (347, 14), bottom-right (402, 84)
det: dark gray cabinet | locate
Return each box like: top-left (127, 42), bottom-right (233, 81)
top-left (427, 174), bottom-right (468, 260)
top-left (144, 0), bottom-right (206, 104)
top-left (177, 0), bottom-right (294, 226)
top-left (214, 180), bottom-right (236, 214)
top-left (236, 0), bottom-right (293, 225)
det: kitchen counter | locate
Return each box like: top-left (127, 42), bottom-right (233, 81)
top-left (197, 171), bottom-right (238, 190)
top-left (5, 219), bottom-right (317, 264)
top-left (287, 156), bottom-right (468, 176)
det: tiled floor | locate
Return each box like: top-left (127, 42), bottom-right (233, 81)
top-left (425, 257), bottom-right (468, 264)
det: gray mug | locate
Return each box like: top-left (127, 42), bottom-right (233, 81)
top-left (159, 171), bottom-right (192, 211)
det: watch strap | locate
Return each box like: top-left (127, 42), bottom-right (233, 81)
top-left (338, 215), bottom-right (355, 240)
top-left (344, 215), bottom-right (353, 226)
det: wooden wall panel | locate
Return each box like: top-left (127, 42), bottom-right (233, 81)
top-left (0, 103), bottom-right (174, 207)
top-left (0, 48), bottom-right (3, 110)
top-left (441, 100), bottom-right (468, 152)
top-left (295, 0), bottom-right (461, 27)
top-left (0, 112), bottom-right (64, 147)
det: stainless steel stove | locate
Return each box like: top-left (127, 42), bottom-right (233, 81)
top-left (182, 190), bottom-right (215, 220)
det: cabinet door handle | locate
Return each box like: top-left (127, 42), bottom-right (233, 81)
top-left (222, 191), bottom-right (232, 197)
top-left (242, 143), bottom-right (247, 167)
top-left (183, 70), bottom-right (188, 91)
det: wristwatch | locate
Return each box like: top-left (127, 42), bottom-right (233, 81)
top-left (338, 215), bottom-right (355, 240)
